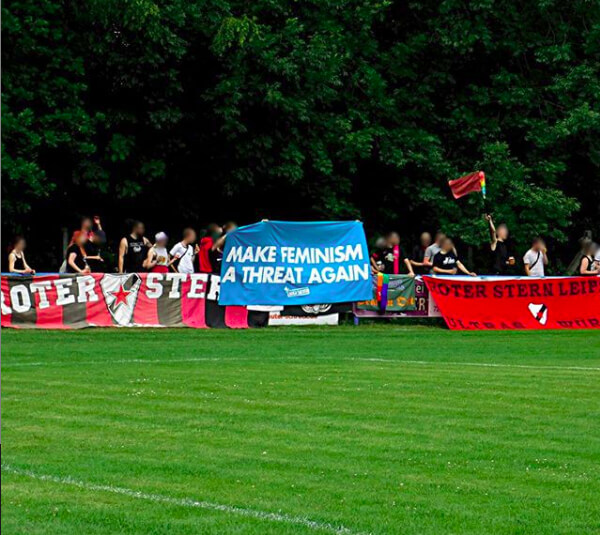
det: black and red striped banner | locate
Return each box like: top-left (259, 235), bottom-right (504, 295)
top-left (1, 273), bottom-right (268, 329)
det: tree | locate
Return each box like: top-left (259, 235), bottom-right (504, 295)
top-left (2, 0), bottom-right (598, 269)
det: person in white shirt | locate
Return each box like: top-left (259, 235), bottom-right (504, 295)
top-left (423, 231), bottom-right (446, 267)
top-left (169, 228), bottom-right (198, 274)
top-left (523, 237), bottom-right (548, 277)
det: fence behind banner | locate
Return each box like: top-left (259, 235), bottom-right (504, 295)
top-left (3, 273), bottom-right (598, 330)
top-left (424, 275), bottom-right (600, 330)
top-left (1, 273), bottom-right (266, 329)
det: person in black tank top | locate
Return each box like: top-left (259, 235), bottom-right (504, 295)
top-left (8, 236), bottom-right (35, 274)
top-left (579, 242), bottom-right (600, 276)
top-left (485, 214), bottom-right (515, 274)
top-left (118, 220), bottom-right (151, 273)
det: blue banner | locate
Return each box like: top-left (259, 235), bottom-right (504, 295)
top-left (219, 221), bottom-right (372, 305)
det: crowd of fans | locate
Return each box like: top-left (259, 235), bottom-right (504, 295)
top-left (366, 214), bottom-right (599, 278)
top-left (6, 215), bottom-right (600, 277)
top-left (6, 217), bottom-right (238, 276)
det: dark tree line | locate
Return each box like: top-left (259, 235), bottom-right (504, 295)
top-left (2, 0), bottom-right (599, 270)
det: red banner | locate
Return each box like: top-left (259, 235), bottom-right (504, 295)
top-left (423, 276), bottom-right (600, 330)
top-left (1, 273), bottom-right (264, 329)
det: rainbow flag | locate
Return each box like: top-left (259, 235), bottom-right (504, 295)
top-left (479, 171), bottom-right (486, 198)
top-left (449, 170), bottom-right (486, 199)
top-left (376, 272), bottom-right (390, 312)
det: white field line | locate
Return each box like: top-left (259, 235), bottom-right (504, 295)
top-left (351, 358), bottom-right (600, 372)
top-left (3, 355), bottom-right (600, 372)
top-left (2, 357), bottom-right (229, 368)
top-left (2, 464), bottom-right (369, 535)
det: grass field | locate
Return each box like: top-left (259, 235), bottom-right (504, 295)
top-left (2, 326), bottom-right (600, 534)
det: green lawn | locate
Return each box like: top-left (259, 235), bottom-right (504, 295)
top-left (2, 326), bottom-right (600, 534)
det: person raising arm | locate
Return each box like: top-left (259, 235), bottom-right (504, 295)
top-left (485, 214), bottom-right (514, 274)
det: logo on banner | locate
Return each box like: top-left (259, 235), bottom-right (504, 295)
top-left (300, 304), bottom-right (332, 315)
top-left (527, 303), bottom-right (548, 325)
top-left (100, 274), bottom-right (142, 326)
top-left (284, 286), bottom-right (310, 298)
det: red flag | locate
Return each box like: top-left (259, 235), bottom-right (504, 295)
top-left (448, 171), bottom-right (484, 199)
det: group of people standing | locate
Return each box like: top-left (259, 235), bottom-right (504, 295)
top-left (6, 217), bottom-right (237, 276)
top-left (370, 230), bottom-right (477, 277)
top-left (6, 214), bottom-right (600, 277)
top-left (72, 218), bottom-right (238, 275)
top-left (370, 214), bottom-right (600, 277)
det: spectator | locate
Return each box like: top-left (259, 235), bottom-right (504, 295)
top-left (423, 231), bottom-right (446, 268)
top-left (118, 220), bottom-right (151, 273)
top-left (80, 216), bottom-right (93, 237)
top-left (84, 230), bottom-right (106, 273)
top-left (370, 236), bottom-right (387, 273)
top-left (144, 232), bottom-right (171, 273)
top-left (578, 241), bottom-right (599, 276)
top-left (66, 231), bottom-right (90, 274)
top-left (170, 227), bottom-right (197, 274)
top-left (410, 232), bottom-right (432, 274)
top-left (8, 236), bottom-right (35, 274)
top-left (210, 221), bottom-right (238, 274)
top-left (485, 214), bottom-right (515, 274)
top-left (432, 238), bottom-right (477, 276)
top-left (223, 221), bottom-right (238, 234)
top-left (370, 231), bottom-right (415, 276)
top-left (523, 237), bottom-right (548, 277)
top-left (594, 242), bottom-right (600, 270)
top-left (198, 223), bottom-right (222, 273)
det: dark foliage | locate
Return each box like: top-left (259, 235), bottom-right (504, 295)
top-left (2, 0), bottom-right (599, 270)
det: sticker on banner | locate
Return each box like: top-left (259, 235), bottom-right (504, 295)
top-left (284, 286), bottom-right (310, 298)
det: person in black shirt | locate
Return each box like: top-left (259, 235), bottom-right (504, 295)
top-left (118, 220), bottom-right (151, 273)
top-left (84, 230), bottom-right (106, 272)
top-left (370, 232), bottom-right (415, 276)
top-left (210, 221), bottom-right (238, 275)
top-left (432, 238), bottom-right (477, 276)
top-left (485, 214), bottom-right (515, 274)
top-left (66, 231), bottom-right (90, 274)
top-left (410, 232), bottom-right (432, 275)
top-left (370, 237), bottom-right (387, 273)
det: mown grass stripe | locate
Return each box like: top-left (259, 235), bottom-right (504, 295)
top-left (2, 464), bottom-right (370, 535)
top-left (4, 356), bottom-right (600, 372)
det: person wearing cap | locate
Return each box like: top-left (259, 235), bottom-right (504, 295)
top-left (144, 232), bottom-right (171, 273)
